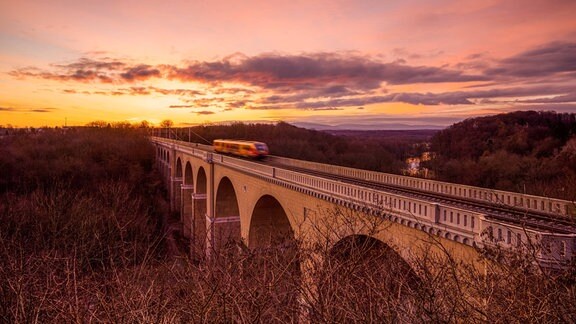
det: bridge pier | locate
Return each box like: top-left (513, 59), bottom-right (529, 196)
top-left (191, 193), bottom-right (208, 258)
top-left (171, 177), bottom-right (182, 213)
top-left (181, 185), bottom-right (194, 238)
top-left (208, 216), bottom-right (241, 255)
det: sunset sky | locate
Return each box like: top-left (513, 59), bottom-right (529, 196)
top-left (1, 0), bottom-right (575, 129)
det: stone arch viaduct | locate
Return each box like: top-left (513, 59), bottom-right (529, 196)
top-left (152, 137), bottom-right (576, 271)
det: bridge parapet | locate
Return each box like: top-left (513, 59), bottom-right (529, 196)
top-left (267, 155), bottom-right (575, 218)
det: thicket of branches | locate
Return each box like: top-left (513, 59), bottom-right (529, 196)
top-left (1, 127), bottom-right (575, 323)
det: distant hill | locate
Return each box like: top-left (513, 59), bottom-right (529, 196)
top-left (291, 121), bottom-right (446, 131)
top-left (427, 110), bottom-right (576, 200)
top-left (325, 129), bottom-right (437, 142)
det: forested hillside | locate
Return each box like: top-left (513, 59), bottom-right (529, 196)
top-left (427, 111), bottom-right (576, 200)
top-left (171, 122), bottom-right (417, 173)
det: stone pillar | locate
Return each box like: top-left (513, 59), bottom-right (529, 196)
top-left (191, 193), bottom-right (208, 259)
top-left (171, 177), bottom-right (183, 213)
top-left (210, 216), bottom-right (241, 254)
top-left (181, 185), bottom-right (194, 238)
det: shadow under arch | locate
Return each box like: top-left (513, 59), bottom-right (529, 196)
top-left (248, 195), bottom-right (295, 249)
top-left (244, 194), bottom-right (301, 322)
top-left (312, 234), bottom-right (421, 322)
top-left (184, 161), bottom-right (193, 185)
top-left (195, 167), bottom-right (207, 194)
top-left (214, 177), bottom-right (241, 252)
top-left (175, 157), bottom-right (183, 178)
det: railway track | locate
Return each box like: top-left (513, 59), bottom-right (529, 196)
top-left (267, 161), bottom-right (576, 235)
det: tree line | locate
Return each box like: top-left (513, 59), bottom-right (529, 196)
top-left (425, 110), bottom-right (576, 200)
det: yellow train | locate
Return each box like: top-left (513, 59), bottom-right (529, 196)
top-left (213, 139), bottom-right (269, 159)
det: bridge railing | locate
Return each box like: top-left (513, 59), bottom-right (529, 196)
top-left (272, 164), bottom-right (480, 245)
top-left (267, 155), bottom-right (575, 218)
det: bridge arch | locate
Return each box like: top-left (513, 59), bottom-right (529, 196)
top-left (190, 166), bottom-right (208, 257)
top-left (195, 167), bottom-right (207, 194)
top-left (184, 161), bottom-right (193, 185)
top-left (246, 194), bottom-right (300, 321)
top-left (214, 176), bottom-right (241, 250)
top-left (314, 234), bottom-right (420, 320)
top-left (175, 157), bottom-right (183, 178)
top-left (248, 195), bottom-right (294, 249)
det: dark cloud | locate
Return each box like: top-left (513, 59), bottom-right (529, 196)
top-left (169, 53), bottom-right (487, 89)
top-left (518, 92), bottom-right (576, 103)
top-left (169, 104), bottom-right (195, 108)
top-left (227, 101), bottom-right (246, 109)
top-left (8, 42), bottom-right (575, 113)
top-left (311, 107), bottom-right (343, 111)
top-left (59, 86), bottom-right (202, 97)
top-left (52, 58), bottom-right (125, 71)
top-left (120, 65), bottom-right (161, 81)
top-left (30, 108), bottom-right (57, 113)
top-left (195, 110), bottom-right (215, 115)
top-left (126, 87), bottom-right (152, 95)
top-left (485, 41), bottom-right (576, 78)
top-left (150, 87), bottom-right (204, 96)
top-left (256, 84), bottom-right (575, 110)
top-left (9, 68), bottom-right (114, 83)
top-left (0, 106), bottom-right (56, 113)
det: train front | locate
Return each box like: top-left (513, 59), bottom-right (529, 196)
top-left (252, 142), bottom-right (269, 159)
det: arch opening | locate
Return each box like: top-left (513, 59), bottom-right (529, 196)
top-left (196, 167), bottom-right (207, 194)
top-left (249, 195), bottom-right (295, 249)
top-left (184, 162), bottom-right (193, 185)
top-left (312, 235), bottom-right (421, 322)
top-left (245, 195), bottom-right (300, 322)
top-left (214, 177), bottom-right (241, 252)
top-left (175, 157), bottom-right (183, 178)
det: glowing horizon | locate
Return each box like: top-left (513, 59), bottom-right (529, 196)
top-left (1, 0), bottom-right (575, 129)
